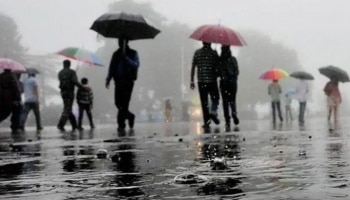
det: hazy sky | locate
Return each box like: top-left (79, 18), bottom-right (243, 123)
top-left (1, 0), bottom-right (350, 105)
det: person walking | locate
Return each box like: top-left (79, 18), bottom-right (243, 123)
top-left (218, 45), bottom-right (240, 132)
top-left (76, 77), bottom-right (95, 130)
top-left (296, 79), bottom-right (309, 124)
top-left (106, 38), bottom-right (139, 131)
top-left (57, 59), bottom-right (83, 132)
top-left (0, 69), bottom-right (22, 132)
top-left (284, 93), bottom-right (293, 122)
top-left (268, 79), bottom-right (283, 123)
top-left (164, 99), bottom-right (173, 122)
top-left (323, 79), bottom-right (341, 123)
top-left (19, 72), bottom-right (43, 131)
top-left (190, 42), bottom-right (220, 130)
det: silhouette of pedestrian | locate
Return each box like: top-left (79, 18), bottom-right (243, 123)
top-left (106, 38), bottom-right (139, 131)
top-left (0, 69), bottom-right (22, 132)
top-left (218, 45), bottom-right (240, 132)
top-left (57, 60), bottom-right (83, 132)
top-left (268, 79), bottom-right (283, 123)
top-left (20, 72), bottom-right (43, 131)
top-left (324, 79), bottom-right (341, 124)
top-left (77, 77), bottom-right (95, 130)
top-left (190, 42), bottom-right (220, 130)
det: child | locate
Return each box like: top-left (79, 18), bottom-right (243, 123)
top-left (268, 79), bottom-right (283, 123)
top-left (285, 93), bottom-right (293, 122)
top-left (76, 77), bottom-right (95, 130)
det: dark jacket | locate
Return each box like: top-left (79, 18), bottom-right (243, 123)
top-left (77, 85), bottom-right (93, 105)
top-left (218, 55), bottom-right (239, 83)
top-left (0, 71), bottom-right (21, 106)
top-left (106, 47), bottom-right (139, 85)
top-left (58, 68), bottom-right (81, 92)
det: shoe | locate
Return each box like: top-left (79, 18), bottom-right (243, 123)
top-left (128, 114), bottom-right (135, 129)
top-left (57, 125), bottom-right (65, 132)
top-left (233, 126), bottom-right (240, 132)
top-left (233, 115), bottom-right (240, 125)
top-left (117, 127), bottom-right (125, 132)
top-left (90, 125), bottom-right (95, 129)
top-left (37, 126), bottom-right (43, 131)
top-left (210, 114), bottom-right (220, 125)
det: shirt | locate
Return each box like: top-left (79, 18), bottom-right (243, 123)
top-left (106, 47), bottom-right (139, 84)
top-left (192, 46), bottom-right (219, 83)
top-left (0, 71), bottom-right (21, 105)
top-left (23, 76), bottom-right (38, 103)
top-left (268, 82), bottom-right (282, 102)
top-left (296, 80), bottom-right (308, 102)
top-left (77, 85), bottom-right (93, 105)
top-left (219, 55), bottom-right (239, 83)
top-left (58, 68), bottom-right (80, 92)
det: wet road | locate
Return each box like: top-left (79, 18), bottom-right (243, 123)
top-left (0, 118), bottom-right (350, 200)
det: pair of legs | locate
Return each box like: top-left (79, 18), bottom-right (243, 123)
top-left (115, 81), bottom-right (135, 130)
top-left (299, 102), bottom-right (307, 123)
top-left (198, 82), bottom-right (220, 127)
top-left (271, 101), bottom-right (283, 123)
top-left (0, 103), bottom-right (22, 131)
top-left (20, 102), bottom-right (42, 130)
top-left (57, 91), bottom-right (77, 131)
top-left (164, 109), bottom-right (172, 122)
top-left (220, 81), bottom-right (239, 130)
top-left (328, 105), bottom-right (338, 123)
top-left (285, 105), bottom-right (293, 121)
top-left (78, 103), bottom-right (94, 129)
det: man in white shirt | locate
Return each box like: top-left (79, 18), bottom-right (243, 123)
top-left (296, 79), bottom-right (309, 123)
top-left (20, 73), bottom-right (43, 131)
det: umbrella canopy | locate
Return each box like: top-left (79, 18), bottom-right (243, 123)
top-left (0, 58), bottom-right (26, 72)
top-left (290, 71), bottom-right (314, 80)
top-left (14, 67), bottom-right (40, 74)
top-left (319, 65), bottom-right (349, 82)
top-left (189, 24), bottom-right (247, 46)
top-left (90, 12), bottom-right (161, 40)
top-left (259, 68), bottom-right (289, 80)
top-left (57, 47), bottom-right (104, 66)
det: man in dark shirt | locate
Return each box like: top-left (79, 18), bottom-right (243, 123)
top-left (106, 38), bottom-right (139, 131)
top-left (0, 69), bottom-right (22, 132)
top-left (190, 42), bottom-right (220, 130)
top-left (57, 60), bottom-right (82, 131)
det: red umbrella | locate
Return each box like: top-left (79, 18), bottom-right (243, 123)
top-left (189, 24), bottom-right (247, 46)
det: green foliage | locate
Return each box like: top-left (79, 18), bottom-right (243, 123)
top-left (0, 12), bottom-right (26, 62)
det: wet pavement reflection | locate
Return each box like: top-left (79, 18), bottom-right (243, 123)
top-left (1, 119), bottom-right (350, 199)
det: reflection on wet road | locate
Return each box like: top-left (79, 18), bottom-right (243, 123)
top-left (1, 119), bottom-right (350, 199)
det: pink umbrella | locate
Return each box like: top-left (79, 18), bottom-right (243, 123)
top-left (0, 58), bottom-right (26, 72)
top-left (189, 24), bottom-right (247, 46)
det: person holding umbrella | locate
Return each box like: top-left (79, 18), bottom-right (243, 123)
top-left (0, 69), bottom-right (22, 132)
top-left (106, 38), bottom-right (139, 131)
top-left (57, 60), bottom-right (83, 132)
top-left (319, 65), bottom-right (349, 124)
top-left (190, 42), bottom-right (220, 130)
top-left (323, 79), bottom-right (341, 123)
top-left (218, 45), bottom-right (240, 132)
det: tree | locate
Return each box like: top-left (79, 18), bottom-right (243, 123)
top-left (236, 30), bottom-right (304, 118)
top-left (0, 12), bottom-right (26, 62)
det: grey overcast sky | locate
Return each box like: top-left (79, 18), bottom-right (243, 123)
top-left (0, 0), bottom-right (350, 77)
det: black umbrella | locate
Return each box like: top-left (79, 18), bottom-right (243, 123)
top-left (319, 65), bottom-right (349, 82)
top-left (290, 71), bottom-right (314, 80)
top-left (90, 12), bottom-right (161, 40)
top-left (14, 67), bottom-right (40, 74)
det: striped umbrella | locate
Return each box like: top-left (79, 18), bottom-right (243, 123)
top-left (57, 47), bottom-right (104, 66)
top-left (259, 68), bottom-right (289, 80)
